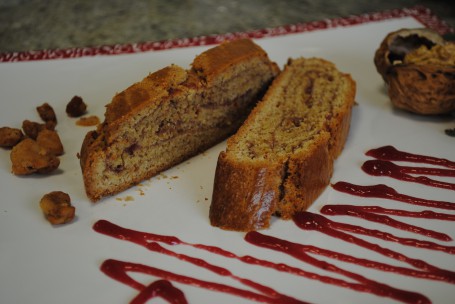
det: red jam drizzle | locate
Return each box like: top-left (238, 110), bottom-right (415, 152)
top-left (324, 205), bottom-right (455, 221)
top-left (293, 212), bottom-right (455, 282)
top-left (305, 209), bottom-right (455, 252)
top-left (94, 146), bottom-right (454, 304)
top-left (320, 204), bottom-right (453, 241)
top-left (101, 259), bottom-right (304, 304)
top-left (245, 230), bottom-right (449, 283)
top-left (130, 278), bottom-right (187, 304)
top-left (95, 220), bottom-right (430, 304)
top-left (363, 160), bottom-right (455, 177)
top-left (362, 160), bottom-right (455, 191)
top-left (245, 231), bottom-right (430, 304)
top-left (366, 145), bottom-right (455, 169)
top-left (332, 181), bottom-right (455, 210)
top-left (93, 220), bottom-right (307, 304)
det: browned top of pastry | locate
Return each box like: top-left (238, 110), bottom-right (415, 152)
top-left (191, 38), bottom-right (273, 83)
top-left (105, 39), bottom-right (271, 126)
top-left (105, 64), bottom-right (188, 126)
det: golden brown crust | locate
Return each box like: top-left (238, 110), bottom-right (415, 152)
top-left (278, 132), bottom-right (333, 219)
top-left (103, 65), bottom-right (189, 144)
top-left (210, 133), bottom-right (334, 231)
top-left (192, 38), bottom-right (276, 84)
top-left (80, 130), bottom-right (108, 201)
top-left (210, 152), bottom-right (283, 231)
top-left (105, 65), bottom-right (188, 124)
top-left (210, 57), bottom-right (356, 231)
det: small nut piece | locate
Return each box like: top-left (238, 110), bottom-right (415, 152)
top-left (0, 127), bottom-right (24, 148)
top-left (39, 191), bottom-right (75, 225)
top-left (36, 129), bottom-right (64, 156)
top-left (10, 138), bottom-right (60, 175)
top-left (66, 96), bottom-right (87, 117)
top-left (36, 102), bottom-right (57, 125)
top-left (22, 119), bottom-right (55, 140)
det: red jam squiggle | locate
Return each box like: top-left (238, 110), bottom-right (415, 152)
top-left (323, 205), bottom-right (455, 221)
top-left (362, 160), bottom-right (455, 191)
top-left (101, 259), bottom-right (305, 304)
top-left (94, 220), bottom-right (431, 304)
top-left (320, 204), bottom-right (452, 241)
top-left (293, 212), bottom-right (455, 282)
top-left (307, 209), bottom-right (455, 253)
top-left (130, 279), bottom-right (188, 304)
top-left (246, 230), bottom-right (451, 282)
top-left (366, 145), bottom-right (455, 169)
top-left (331, 182), bottom-right (455, 210)
top-left (245, 231), bottom-right (430, 304)
top-left (94, 145), bottom-right (455, 303)
top-left (385, 164), bottom-right (455, 177)
top-left (93, 219), bottom-right (182, 245)
top-left (93, 220), bottom-right (306, 304)
top-left (194, 243), bottom-right (431, 302)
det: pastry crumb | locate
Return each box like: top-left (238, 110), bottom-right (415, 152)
top-left (76, 115), bottom-right (100, 127)
top-left (116, 196), bottom-right (134, 202)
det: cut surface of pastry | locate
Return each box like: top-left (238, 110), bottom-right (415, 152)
top-left (80, 39), bottom-right (279, 201)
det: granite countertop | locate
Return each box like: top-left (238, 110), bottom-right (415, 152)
top-left (0, 0), bottom-right (453, 54)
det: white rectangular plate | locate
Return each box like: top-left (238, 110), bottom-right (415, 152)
top-left (1, 8), bottom-right (454, 304)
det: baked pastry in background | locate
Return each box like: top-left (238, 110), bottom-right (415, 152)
top-left (374, 28), bottom-right (455, 115)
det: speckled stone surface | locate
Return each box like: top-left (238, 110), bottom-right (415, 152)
top-left (0, 0), bottom-right (453, 53)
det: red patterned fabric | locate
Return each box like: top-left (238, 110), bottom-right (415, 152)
top-left (0, 6), bottom-right (452, 63)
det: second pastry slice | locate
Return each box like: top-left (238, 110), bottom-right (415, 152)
top-left (210, 57), bottom-right (356, 231)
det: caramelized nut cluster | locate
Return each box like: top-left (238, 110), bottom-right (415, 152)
top-left (1, 96), bottom-right (93, 226)
top-left (374, 28), bottom-right (455, 115)
top-left (2, 102), bottom-right (64, 175)
top-left (39, 191), bottom-right (75, 225)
